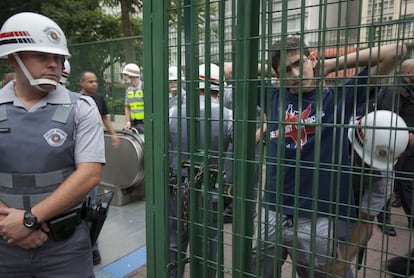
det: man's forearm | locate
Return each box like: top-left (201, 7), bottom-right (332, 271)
top-left (339, 211), bottom-right (375, 262)
top-left (102, 115), bottom-right (117, 136)
top-left (340, 222), bottom-right (372, 261)
top-left (323, 43), bottom-right (406, 85)
top-left (337, 44), bottom-right (405, 69)
top-left (31, 162), bottom-right (102, 223)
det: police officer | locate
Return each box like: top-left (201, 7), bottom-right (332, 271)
top-left (168, 65), bottom-right (186, 109)
top-left (0, 12), bottom-right (105, 277)
top-left (329, 110), bottom-right (409, 276)
top-left (371, 59), bottom-right (414, 237)
top-left (123, 63), bottom-right (145, 133)
top-left (168, 63), bottom-right (233, 277)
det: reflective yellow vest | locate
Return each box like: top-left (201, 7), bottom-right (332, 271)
top-left (126, 88), bottom-right (144, 120)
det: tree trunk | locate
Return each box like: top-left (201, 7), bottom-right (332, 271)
top-left (120, 0), bottom-right (136, 63)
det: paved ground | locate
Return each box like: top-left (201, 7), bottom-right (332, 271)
top-left (126, 205), bottom-right (413, 277)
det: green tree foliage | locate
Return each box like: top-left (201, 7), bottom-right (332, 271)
top-left (0, 0), bottom-right (125, 85)
top-left (0, 1), bottom-right (145, 95)
top-left (0, 0), bottom-right (43, 26)
top-left (39, 1), bottom-right (127, 94)
top-left (101, 0), bottom-right (143, 63)
top-left (0, 0), bottom-right (123, 43)
top-left (41, 0), bottom-right (121, 43)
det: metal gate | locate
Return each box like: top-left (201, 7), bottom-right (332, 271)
top-left (143, 1), bottom-right (414, 277)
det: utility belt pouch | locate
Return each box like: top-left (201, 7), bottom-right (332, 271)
top-left (47, 211), bottom-right (81, 241)
top-left (83, 191), bottom-right (114, 246)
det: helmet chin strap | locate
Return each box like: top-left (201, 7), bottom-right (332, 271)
top-left (13, 53), bottom-right (58, 92)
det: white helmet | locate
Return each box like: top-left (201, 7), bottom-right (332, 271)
top-left (0, 12), bottom-right (70, 58)
top-left (60, 59), bottom-right (71, 85)
top-left (348, 110), bottom-right (409, 170)
top-left (0, 12), bottom-right (70, 91)
top-left (169, 66), bottom-right (178, 81)
top-left (199, 63), bottom-right (226, 91)
top-left (122, 63), bottom-right (141, 77)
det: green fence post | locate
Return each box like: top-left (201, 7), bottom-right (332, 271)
top-left (232, 0), bottom-right (260, 277)
top-left (143, 0), bottom-right (170, 277)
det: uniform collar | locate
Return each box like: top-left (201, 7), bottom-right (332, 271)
top-left (0, 82), bottom-right (72, 105)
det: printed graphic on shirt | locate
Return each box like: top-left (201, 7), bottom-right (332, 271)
top-left (270, 103), bottom-right (322, 150)
top-left (43, 128), bottom-right (67, 147)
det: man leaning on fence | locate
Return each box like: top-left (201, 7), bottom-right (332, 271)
top-left (252, 36), bottom-right (406, 277)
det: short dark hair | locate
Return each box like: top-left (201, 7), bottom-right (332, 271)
top-left (271, 37), bottom-right (310, 74)
top-left (79, 71), bottom-right (95, 82)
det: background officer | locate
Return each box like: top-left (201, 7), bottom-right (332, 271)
top-left (123, 63), bottom-right (145, 133)
top-left (168, 63), bottom-right (233, 277)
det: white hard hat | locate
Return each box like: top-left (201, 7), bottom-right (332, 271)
top-left (348, 110), bottom-right (409, 170)
top-left (122, 63), bottom-right (141, 77)
top-left (169, 66), bottom-right (178, 81)
top-left (199, 63), bottom-right (226, 91)
top-left (0, 12), bottom-right (70, 58)
top-left (60, 59), bottom-right (71, 85)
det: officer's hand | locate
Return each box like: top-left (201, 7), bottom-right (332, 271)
top-left (124, 121), bottom-right (131, 130)
top-left (14, 223), bottom-right (49, 250)
top-left (256, 126), bottom-right (266, 144)
top-left (0, 208), bottom-right (31, 243)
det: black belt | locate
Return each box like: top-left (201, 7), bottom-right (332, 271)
top-left (47, 191), bottom-right (114, 243)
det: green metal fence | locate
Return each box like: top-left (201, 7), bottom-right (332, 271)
top-left (69, 36), bottom-right (144, 115)
top-left (143, 0), bottom-right (414, 277)
top-left (1, 36), bottom-right (144, 115)
top-left (2, 0), bottom-right (413, 277)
